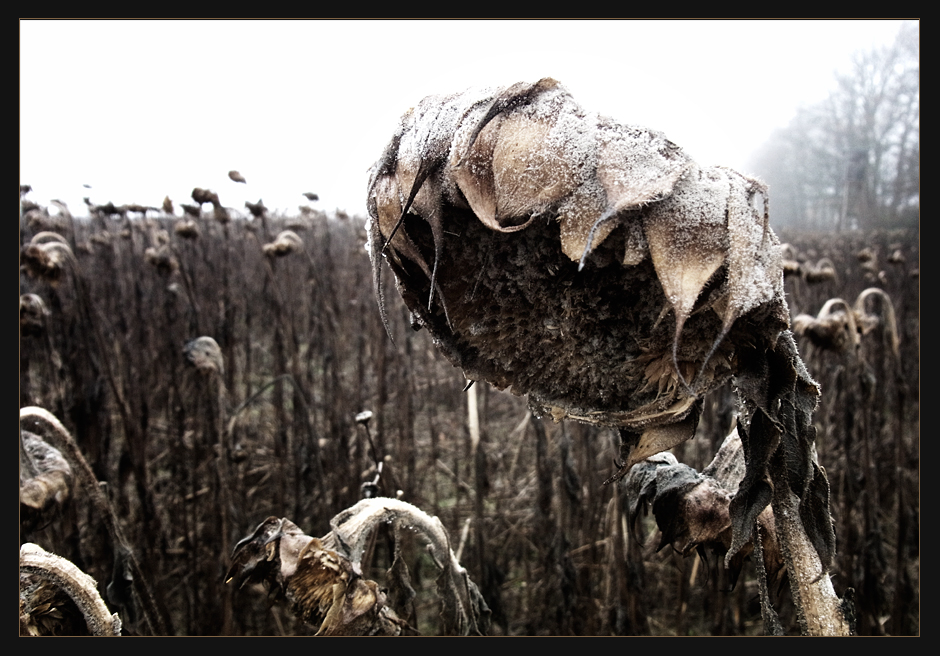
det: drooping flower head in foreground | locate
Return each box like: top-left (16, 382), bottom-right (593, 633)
top-left (366, 79), bottom-right (833, 572)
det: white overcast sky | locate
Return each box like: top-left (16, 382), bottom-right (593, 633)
top-left (20, 19), bottom-right (913, 219)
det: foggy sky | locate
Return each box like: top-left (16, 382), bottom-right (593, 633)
top-left (20, 19), bottom-right (912, 219)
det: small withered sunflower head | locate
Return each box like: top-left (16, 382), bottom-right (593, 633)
top-left (21, 233), bottom-right (74, 286)
top-left (262, 230), bottom-right (303, 258)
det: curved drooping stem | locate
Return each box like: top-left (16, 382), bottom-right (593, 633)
top-left (20, 543), bottom-right (123, 636)
top-left (325, 497), bottom-right (490, 636)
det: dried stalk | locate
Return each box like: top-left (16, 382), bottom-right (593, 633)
top-left (771, 488), bottom-right (851, 635)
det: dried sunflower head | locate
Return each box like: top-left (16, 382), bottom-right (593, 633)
top-left (262, 230), bottom-right (303, 258)
top-left (21, 233), bottom-right (74, 286)
top-left (367, 77), bottom-right (833, 578)
top-left (367, 79), bottom-right (786, 448)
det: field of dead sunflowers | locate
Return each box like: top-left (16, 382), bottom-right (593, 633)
top-left (18, 194), bottom-right (919, 635)
top-left (19, 81), bottom-right (918, 635)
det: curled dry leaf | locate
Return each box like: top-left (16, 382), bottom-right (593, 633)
top-left (624, 429), bottom-right (783, 590)
top-left (366, 79), bottom-right (834, 579)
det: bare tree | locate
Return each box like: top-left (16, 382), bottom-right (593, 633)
top-left (749, 22), bottom-right (919, 231)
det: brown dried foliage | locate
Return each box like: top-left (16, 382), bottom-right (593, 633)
top-left (227, 500), bottom-right (489, 635)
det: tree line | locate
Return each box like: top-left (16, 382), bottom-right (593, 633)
top-left (749, 22), bottom-right (918, 231)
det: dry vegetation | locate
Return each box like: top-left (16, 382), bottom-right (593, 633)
top-left (19, 190), bottom-right (917, 635)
